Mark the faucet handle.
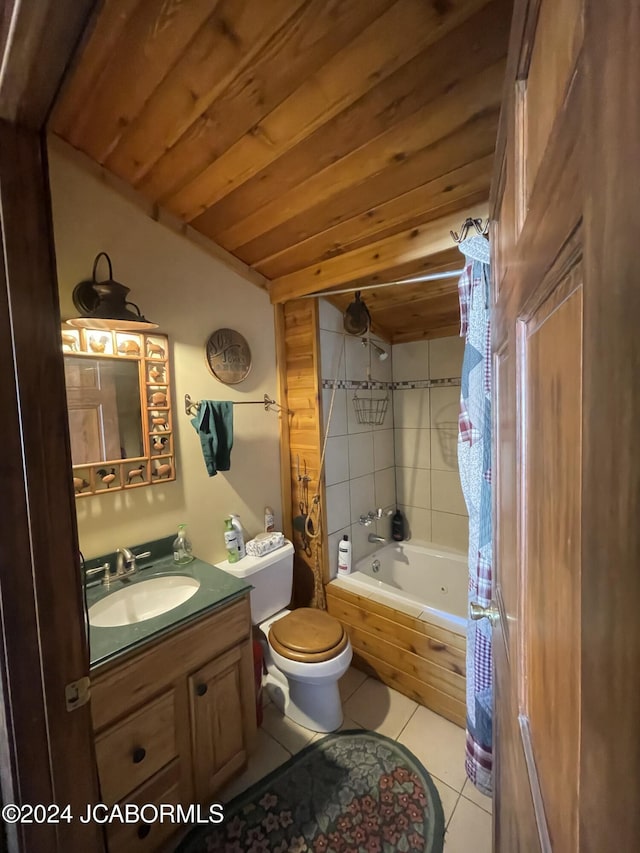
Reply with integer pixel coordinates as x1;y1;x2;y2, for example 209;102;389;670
85;561;110;581
134;551;151;561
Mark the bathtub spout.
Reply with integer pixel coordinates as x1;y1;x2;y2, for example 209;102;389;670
368;533;387;543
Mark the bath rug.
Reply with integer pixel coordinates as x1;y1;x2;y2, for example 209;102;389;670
176;730;445;853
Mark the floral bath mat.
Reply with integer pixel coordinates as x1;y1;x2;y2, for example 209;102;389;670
176;730;445;852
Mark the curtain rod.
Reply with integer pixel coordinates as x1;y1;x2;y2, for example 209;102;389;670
299;269;464;299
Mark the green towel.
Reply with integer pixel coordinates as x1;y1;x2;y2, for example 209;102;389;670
191;401;233;476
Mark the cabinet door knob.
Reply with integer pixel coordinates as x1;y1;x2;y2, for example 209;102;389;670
137;823;151;839
196;683;208;696
132;746;146;764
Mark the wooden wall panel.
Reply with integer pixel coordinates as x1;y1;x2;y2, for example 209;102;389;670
276;300;328;606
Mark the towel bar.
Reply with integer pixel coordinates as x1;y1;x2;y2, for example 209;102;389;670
184;393;288;416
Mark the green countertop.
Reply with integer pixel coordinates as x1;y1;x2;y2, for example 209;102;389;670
85;544;252;670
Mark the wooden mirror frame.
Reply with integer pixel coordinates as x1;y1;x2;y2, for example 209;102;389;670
61;325;175;496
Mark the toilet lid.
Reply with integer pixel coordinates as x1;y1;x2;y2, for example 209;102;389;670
269;608;348;663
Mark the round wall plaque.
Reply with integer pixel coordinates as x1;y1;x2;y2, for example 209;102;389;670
205;328;252;385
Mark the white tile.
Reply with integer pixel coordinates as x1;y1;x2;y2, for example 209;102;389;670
350;519;378;562
430;385;460;430
327;525;351;579
393;387;430;429
396;466;431;509
373;428;394;470
392;340;429;381
345;334;371;381
310;714;363;743
432;426;459;472
261;703;316;754
323;388;347;437
338;666;368;702
344;677;418;739
395;427;431;469
324;435;349;486
325;481;350;535
432;470;467;516
320;330;346;382
432;775;461;827
375;466;396;509
444;795;492;853
429;335;464;380
319;298;344;333
347;390;374;435
348;431;374;479
461;777;493;814
397;704;467;791
399;504;432;541
218;728;290;802
431;511;469;552
349;473;375;523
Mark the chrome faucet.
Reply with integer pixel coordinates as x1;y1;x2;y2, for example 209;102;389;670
359;508;393;526
113;547;151;584
368;533;387;543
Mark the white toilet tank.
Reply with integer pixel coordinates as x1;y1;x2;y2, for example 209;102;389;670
216;540;294;624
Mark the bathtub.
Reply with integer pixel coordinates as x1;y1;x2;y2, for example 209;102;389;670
326;540;468;727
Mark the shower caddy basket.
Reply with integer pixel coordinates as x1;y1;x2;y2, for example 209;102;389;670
352;391;389;426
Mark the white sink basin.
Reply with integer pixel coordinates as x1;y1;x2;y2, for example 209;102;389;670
89;575;200;628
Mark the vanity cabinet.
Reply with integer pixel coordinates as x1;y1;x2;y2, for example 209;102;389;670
189;645;247;802
90;595;256;853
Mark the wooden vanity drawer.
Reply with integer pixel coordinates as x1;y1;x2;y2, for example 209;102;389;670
95;690;177;804
105;760;182;853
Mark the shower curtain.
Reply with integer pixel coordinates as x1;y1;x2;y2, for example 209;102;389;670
456;235;493;796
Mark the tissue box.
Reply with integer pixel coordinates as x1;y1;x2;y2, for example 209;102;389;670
246;532;285;557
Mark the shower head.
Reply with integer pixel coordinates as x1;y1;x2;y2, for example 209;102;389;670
361;338;388;361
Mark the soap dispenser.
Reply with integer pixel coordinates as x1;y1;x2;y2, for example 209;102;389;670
230;513;246;559
224;517;240;563
173;524;194;564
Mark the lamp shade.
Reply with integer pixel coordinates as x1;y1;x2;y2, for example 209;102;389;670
66;253;158;331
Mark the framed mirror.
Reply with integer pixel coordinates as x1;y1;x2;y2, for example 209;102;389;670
61;326;175;497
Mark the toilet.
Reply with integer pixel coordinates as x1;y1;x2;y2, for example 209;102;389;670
219;540;352;732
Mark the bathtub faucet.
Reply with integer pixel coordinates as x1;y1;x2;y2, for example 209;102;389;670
359;508;393;526
368;533;387;543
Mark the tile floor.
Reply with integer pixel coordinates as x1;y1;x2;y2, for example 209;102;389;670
219;667;492;852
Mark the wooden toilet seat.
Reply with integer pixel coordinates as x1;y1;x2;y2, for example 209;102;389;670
269;608;348;663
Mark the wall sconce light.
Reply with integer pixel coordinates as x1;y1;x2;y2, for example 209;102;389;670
66;252;158;331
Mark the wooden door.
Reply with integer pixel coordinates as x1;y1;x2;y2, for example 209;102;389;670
490;1;640;851
188;645;249;801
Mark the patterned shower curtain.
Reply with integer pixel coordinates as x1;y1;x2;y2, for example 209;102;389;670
456;235;493;796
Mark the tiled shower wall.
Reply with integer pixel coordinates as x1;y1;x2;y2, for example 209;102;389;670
392;337;468;551
319;300;396;578
319;299;469;574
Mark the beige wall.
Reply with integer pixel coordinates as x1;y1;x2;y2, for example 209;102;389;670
49;143;282;561
392;336;468;551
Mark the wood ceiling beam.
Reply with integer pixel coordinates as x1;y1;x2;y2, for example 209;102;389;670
269;206;487;303
207;60;505;251
253;158;493;277
193;0;511;240
55;0;216;162
209;108;499;275
162;0;495;221
127;0;393;195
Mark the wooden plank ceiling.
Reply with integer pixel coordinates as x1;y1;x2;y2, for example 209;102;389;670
51;0;511;342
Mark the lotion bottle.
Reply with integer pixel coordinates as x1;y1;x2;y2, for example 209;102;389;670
224;517;240;563
337;535;352;575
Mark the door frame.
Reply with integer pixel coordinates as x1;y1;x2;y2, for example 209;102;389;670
0;2;104;851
